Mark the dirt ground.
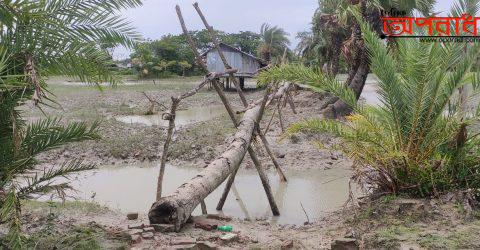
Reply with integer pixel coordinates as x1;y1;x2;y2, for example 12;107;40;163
13;76;480;249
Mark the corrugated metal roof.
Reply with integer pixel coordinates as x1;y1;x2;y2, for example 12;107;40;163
202;43;266;77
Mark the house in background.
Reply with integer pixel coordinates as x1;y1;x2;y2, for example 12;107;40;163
202;43;266;90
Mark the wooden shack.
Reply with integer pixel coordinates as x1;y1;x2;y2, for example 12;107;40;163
202;43;266;90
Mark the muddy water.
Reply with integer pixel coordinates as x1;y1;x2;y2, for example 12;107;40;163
115;105;226;127
68;164;352;225
360;83;381;106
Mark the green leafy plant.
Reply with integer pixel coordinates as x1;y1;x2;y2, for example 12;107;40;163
258;23;291;63
0;0;141;248
258;10;480;198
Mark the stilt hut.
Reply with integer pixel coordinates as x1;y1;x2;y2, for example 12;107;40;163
201;43;266;90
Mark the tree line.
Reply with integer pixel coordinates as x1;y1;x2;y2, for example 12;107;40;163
129;25;292;78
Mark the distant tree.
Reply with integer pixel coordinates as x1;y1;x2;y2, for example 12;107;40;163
295;31;318;66
226;31;262;55
179;61;192;77
130;29;263;78
258;23;291;63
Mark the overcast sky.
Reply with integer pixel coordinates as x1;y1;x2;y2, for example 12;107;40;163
114;1;458;59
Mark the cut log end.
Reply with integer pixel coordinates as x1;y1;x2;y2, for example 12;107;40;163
149;199;178;225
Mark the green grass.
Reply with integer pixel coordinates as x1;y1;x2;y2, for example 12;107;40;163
23;200;110;215
1;201;130;250
26;223;129;250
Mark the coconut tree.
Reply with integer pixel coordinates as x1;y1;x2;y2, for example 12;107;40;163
258;23;290;63
310;0;352;75
0;0;141;248
259;10;480;197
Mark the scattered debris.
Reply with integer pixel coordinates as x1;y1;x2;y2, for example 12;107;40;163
131;234;142;244
219;233;238;242
206;214;232;221
151;223;175;232
127;212;139;220
193;216;219;231
129;229;143;235
171;237;197;246
217;225;233;232
300;202;311;225
195;241;218;250
331;238;358;250
143;226;155;233
128;223;144;229
141;232;154;239
281;240;294;249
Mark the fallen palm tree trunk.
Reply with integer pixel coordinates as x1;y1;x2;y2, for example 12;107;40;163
149;95;268;230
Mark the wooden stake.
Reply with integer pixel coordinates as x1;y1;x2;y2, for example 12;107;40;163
286;90;297;114
263;108;277;136
192;2;287;182
156;97;180;200
156;71;237;200
192;2;248;106
176;5;280;215
200;200;207;215
277;97;285;132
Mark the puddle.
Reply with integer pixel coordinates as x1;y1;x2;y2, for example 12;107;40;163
115;105;226;127
360;82;381;106
62;164;352;225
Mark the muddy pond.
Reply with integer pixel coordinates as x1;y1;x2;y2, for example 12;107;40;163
65;163;352;225
115;105;226;127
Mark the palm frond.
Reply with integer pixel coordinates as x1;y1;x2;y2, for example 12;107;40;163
18;159;96;199
21;118;100;156
258;64;358;109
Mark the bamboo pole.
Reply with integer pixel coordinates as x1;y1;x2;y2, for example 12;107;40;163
192;2;287;183
156;70;237;200
192;2;248;106
201;200;207;215
277;98;285;132
175;5;280;215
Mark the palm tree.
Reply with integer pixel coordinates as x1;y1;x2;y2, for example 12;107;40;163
295;31;318;66
312;0;436;116
259;10;480;198
258;23;290;63
310;0;352;75
0;1;141;248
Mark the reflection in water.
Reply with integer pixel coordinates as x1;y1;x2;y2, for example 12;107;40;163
231;184;251;221
115;105;226;127
66;163;353;225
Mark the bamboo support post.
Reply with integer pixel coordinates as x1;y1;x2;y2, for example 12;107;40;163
286;90;297;114
201;200;207;215
193;2;287;183
156;70;237;200
193;2;248;106
277;98;285;132
175;5;280;215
